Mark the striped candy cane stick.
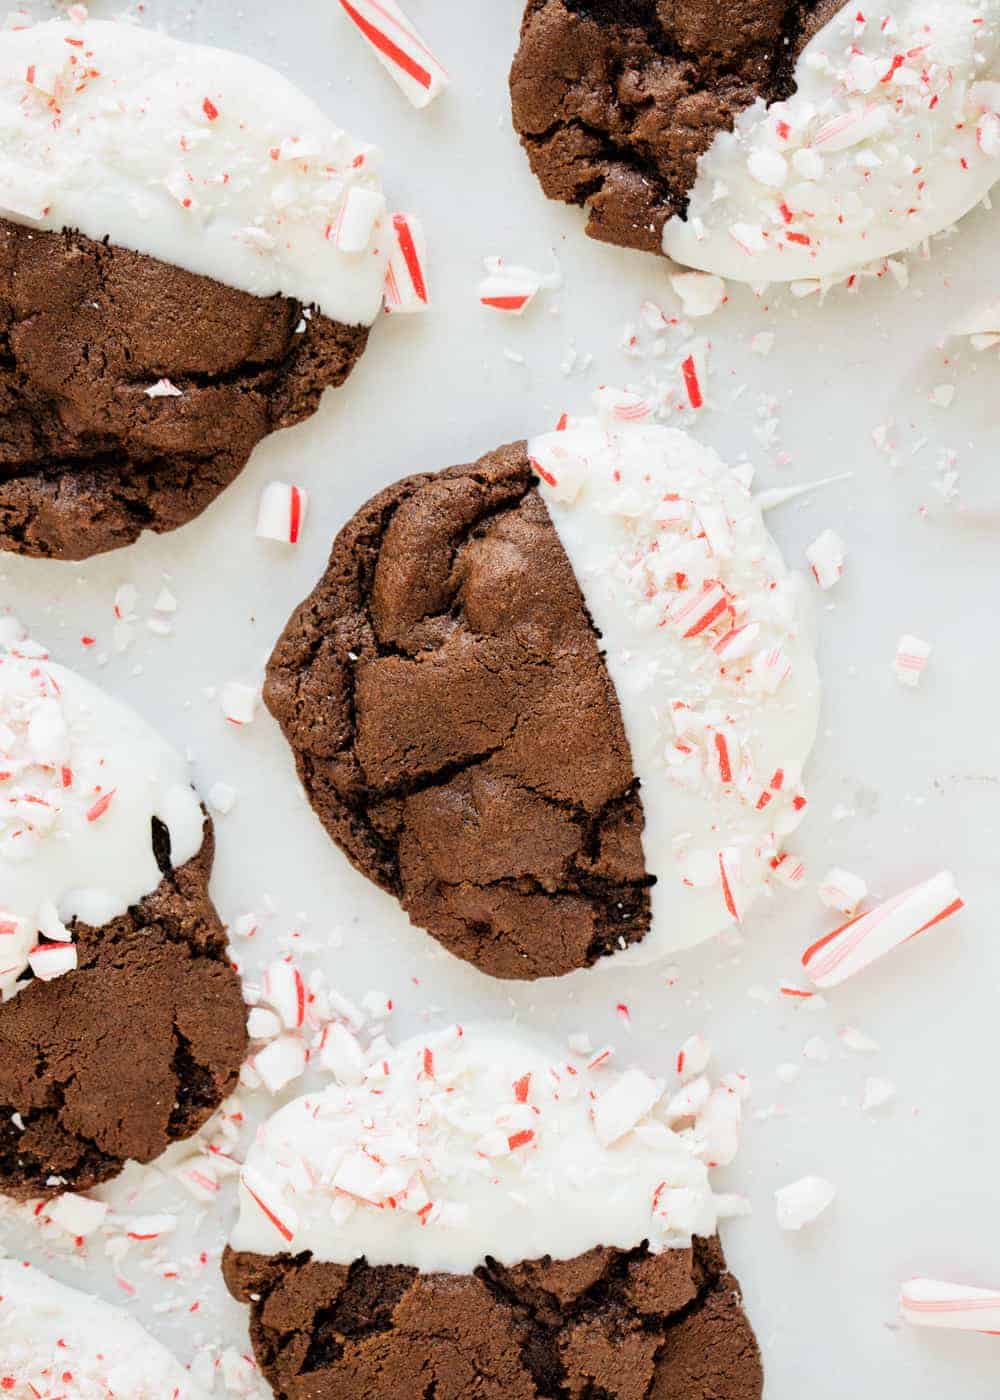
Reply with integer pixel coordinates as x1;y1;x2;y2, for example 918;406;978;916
801;870;964;989
384;213;430;313
338;0;449;109
900;1279;1000;1333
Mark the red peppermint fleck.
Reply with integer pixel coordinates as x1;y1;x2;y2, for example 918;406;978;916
85;789;116;823
530;455;558;488
513;1073;531;1103
508;1129;535;1151
202;97;219;121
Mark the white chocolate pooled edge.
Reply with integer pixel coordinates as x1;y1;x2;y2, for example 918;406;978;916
0;1260;208;1398
529;392;820;965
231;1022;745;1274
0;19;389;323
0;627;205;994
664;0;1000;283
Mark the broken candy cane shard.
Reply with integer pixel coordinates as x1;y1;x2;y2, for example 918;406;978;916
900;1279;1000;1332
775;1175;836;1230
257;482;307;544
384;212;429;313
801;871;964;989
338;0;449;109
893;634;932;687
28;941;77;981
241;1170;297;1243
681;352;704;409
805;529;846;589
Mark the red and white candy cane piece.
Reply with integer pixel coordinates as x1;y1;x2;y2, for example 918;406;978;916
893;633;932;687
262;959;307;1031
675;1032;711;1081
338;0;449;109
332;185;386;253
257;482;307;544
241;1168;298;1245
384;212;430;314
817;867;868;915
28;941;77;981
900;1278;1000;1333
805;529;846;590
680;344;708;410
594;386;653;423
220;681;259;726
802;870;964;989
771;851;807;888
478;259;543;315
669;581;730;639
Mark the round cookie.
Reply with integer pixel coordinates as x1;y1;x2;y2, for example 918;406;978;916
265;395;818;979
510;1;1000;281
0;1259;207;1397
0;635;247;1197
0;19;389;559
224;1023;762;1400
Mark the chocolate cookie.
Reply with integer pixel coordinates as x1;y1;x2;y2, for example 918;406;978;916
0;220;368;560
264;441;652;981
0;821;248;1198
223;1236;762;1400
509;0;846;256
266;408;819;979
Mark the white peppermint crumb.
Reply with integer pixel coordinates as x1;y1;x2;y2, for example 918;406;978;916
862;1076;896;1111
775;1175;836;1231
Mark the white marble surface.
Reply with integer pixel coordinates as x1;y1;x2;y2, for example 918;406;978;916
2;2;999;1396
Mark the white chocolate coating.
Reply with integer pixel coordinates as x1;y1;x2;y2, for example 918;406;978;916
530;395;820;962
0;643;204;994
232;1023;726;1273
0;1261;207;1397
0;20;388;323
664;0;1000;282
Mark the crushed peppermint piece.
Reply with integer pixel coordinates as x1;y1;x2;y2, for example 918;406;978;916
893;634;932;687
257;482;308;544
144;377;183;398
818;868;868;915
670;271;727;318
775;1175;836;1231
805;529;846;590
220;681;259;726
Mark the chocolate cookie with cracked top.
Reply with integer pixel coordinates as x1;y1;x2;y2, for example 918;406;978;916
224;1238;761;1400
508;0;846;257
223;1024;763;1399
266;409;819;979
0;638;247;1197
0;19;391;560
265;441;652;981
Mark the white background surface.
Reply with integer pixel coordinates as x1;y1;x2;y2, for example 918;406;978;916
2;2;1000;1397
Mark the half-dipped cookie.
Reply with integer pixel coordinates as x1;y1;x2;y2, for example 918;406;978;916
224;1022;762;1400
0;1260;206;1396
0;19;390;559
265;393;819;979
510;0;1000;280
0;629;247;1197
